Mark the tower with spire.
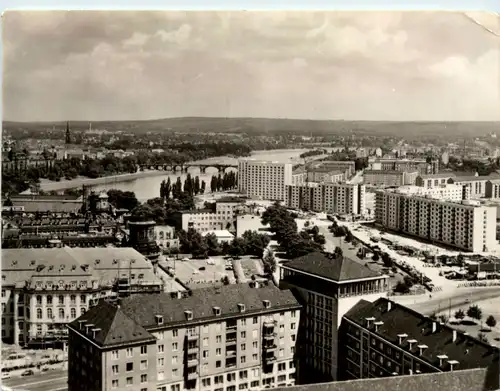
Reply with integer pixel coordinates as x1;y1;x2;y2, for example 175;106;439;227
65;121;71;145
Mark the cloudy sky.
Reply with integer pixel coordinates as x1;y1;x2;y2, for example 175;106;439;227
3;11;499;122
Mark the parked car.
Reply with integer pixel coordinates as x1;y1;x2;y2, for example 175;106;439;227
41;367;50;372
21;370;34;377
199;266;206;271
2;372;11;380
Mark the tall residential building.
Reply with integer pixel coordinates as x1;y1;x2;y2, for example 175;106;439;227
238;159;293;202
67;284;301;391
338;297;499;381
285;183;365;215
279;252;389;383
1;247;163;347
375;187;497;252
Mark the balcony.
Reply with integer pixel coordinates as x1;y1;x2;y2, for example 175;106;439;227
262;343;277;351
226;350;237;357
186;333;199;341
263;332;277;340
263;320;276;328
187;359;199;367
187;346;198;355
264;355;276;364
187;372;197;381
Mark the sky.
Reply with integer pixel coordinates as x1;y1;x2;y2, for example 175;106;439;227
3;11;500;122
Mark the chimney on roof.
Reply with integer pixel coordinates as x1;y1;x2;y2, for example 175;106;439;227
238;303;246;313
92;328;101;339
397;333;408;345
263;300;271;309
432;322;437;333
452;330;457;343
155;315;164;325
365;317;375;328
184;310;193;321
448;360;459;371
85;323;95;334
407;339;417;349
437;354;448;367
418;344;428;356
387;301;392;312
78;320;86;330
374;321;384;332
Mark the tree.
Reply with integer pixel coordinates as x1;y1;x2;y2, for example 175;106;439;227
204;233;221;256
429;313;438;321
334;247;343;257
454;309;465;322
344;231;354;242
194;176;201;195
228;237;247;259
477;332;489;343
381;253;394;268
438;314;449;324
184;173;193;196
200;180;206;194
372;252;380;261
467;305;483;323
242;231;271;258
164;177;172;199
107;189;139;211
262;250;277;276
486;315;497;330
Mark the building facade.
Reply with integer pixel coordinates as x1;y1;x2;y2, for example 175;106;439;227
67;284;301;391
374;187;497;252
415;173;456;188
310;162;355;179
338;297;499;381
485;179;500;199
154;225;180;251
279;252;389;383
363;170;418;187
307;169;344;184
238;159;293;202
285;183;366;216
369;159;434;175
1;247;162;347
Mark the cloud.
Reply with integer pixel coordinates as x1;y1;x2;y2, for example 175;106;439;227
3;11;500;122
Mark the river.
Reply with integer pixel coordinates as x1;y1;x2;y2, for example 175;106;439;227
84;149;314;201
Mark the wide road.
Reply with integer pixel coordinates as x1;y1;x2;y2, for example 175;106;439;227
2;369;67;391
396;287;500;316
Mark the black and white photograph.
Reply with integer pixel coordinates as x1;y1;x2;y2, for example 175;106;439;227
1;10;500;391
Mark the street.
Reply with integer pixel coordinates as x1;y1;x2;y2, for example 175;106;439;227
2;369;67;391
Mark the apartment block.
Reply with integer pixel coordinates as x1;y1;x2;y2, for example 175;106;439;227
374;187;497;252
279;252;389;383
486;179;500;199
238;159;292;202
415;173;456;188
310;162;355;179
307;169;344;184
285;183;365;215
291;170;307;186
67;284;301;391
363;170;418;187
1;247;162;347
338;297;499;381
369;159;433;175
172;198;248;233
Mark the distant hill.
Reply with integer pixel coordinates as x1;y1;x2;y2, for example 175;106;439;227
3;117;499;138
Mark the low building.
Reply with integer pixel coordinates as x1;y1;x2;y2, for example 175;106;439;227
364;170;418;187
67;284;302;391
310;161;356;179
202;229;234;244
6;194;84;215
154;225;180;251
338;297;500;381
236;215;271;238
369;159;432;175
416;173;456;188
1;247;163;347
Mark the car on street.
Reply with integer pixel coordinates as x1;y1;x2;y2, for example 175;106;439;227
2;372;11;380
21;369;34;376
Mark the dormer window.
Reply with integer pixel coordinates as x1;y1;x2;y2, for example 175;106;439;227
213;307;221;316
263;300;271;309
238;303;246;313
155;315;164;325
185;310;193;321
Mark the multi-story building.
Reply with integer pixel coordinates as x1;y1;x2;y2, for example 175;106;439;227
374;187;497;252
485;179;500;199
1;247;163;347
291;170;307;186
307;169;344;184
67;284;301;391
172;198;247;233
279;251;389;383
285;183;365;216
310;162;355;179
369;159;434;175
415;173;456;188
450;174;500;198
238;159;293;201
338;297;499;380
154;225;180;251
363;170;418;187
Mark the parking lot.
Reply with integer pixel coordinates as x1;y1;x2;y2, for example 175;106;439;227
163;256;236;289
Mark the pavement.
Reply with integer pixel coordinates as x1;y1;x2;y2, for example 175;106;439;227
2;369;67;391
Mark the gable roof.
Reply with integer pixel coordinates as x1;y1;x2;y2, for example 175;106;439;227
343;297;499;371
270;368;497;391
68;300;155;348
282;252;383;282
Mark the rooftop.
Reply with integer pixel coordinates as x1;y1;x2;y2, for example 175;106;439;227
1;247;161;289
201;230;234;238
271;368;497;391
69;284;301;347
365;170;405;175
418;173;457;179
216;196;248;204
344;298;500;371
282;251;384;282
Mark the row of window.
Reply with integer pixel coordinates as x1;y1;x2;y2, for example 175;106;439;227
111;374;148;389
36;307;85;319
35;294;87;305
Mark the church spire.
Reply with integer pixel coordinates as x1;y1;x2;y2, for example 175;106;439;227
65;121;71;145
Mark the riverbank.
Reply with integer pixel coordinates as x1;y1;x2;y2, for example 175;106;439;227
38;170;166;192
